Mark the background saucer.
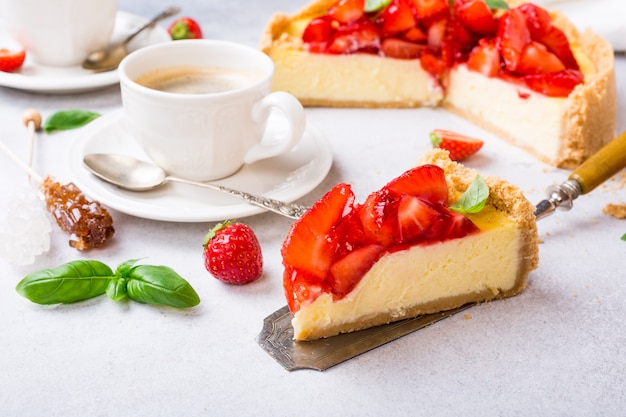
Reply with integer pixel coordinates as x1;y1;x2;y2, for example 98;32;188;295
67;110;333;222
0;11;170;93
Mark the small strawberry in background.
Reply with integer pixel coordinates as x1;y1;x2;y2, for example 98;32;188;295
168;17;203;40
430;129;484;161
0;49;26;72
203;220;263;285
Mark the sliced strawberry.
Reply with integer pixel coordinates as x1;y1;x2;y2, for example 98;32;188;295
411;0;449;22
516;41;565;75
327;19;381;54
454;0;498;36
359;188;399;246
517;3;579;70
430;129;484;161
386;165;449;205
441;19;475;66
522;68;584;97
328;0;366;24
497;8;531;72
302;16;335;46
536;25;579;70
427;18;448;48
467;38;501;77
380;0;417;35
283;266;329;312
517;3;552;39
329;208;370;260
396;196;440;243
420;49;446;77
381;38;424;59
403;26;428;43
329;244;386;297
427;210;479;241
281;183;355;279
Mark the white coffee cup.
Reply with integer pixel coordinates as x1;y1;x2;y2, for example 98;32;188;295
0;0;117;67
118;39;306;182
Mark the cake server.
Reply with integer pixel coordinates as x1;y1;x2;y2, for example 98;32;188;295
258;130;626;372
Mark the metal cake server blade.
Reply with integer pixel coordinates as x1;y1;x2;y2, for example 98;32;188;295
257;304;476;371
258;130;626;372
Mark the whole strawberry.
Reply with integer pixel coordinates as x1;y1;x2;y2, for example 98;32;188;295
203;220;263;285
168;17;203;40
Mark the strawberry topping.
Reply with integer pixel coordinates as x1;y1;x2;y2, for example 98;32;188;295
300;0;584;97
281;165;479;312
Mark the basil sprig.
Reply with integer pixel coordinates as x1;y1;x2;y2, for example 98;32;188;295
43;110;100;133
485;0;509;10
450;175;490;214
16;259;200;309
365;0;391;13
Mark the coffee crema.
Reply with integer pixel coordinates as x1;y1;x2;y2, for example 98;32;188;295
135;66;263;94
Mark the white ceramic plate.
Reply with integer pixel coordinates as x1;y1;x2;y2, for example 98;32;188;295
0;11;170;93
67;110;333;222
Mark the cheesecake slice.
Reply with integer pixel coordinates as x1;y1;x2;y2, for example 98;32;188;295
261;0;616;168
281;149;539;341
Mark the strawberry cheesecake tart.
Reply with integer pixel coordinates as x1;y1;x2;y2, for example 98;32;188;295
281;149;539;340
261;0;616;168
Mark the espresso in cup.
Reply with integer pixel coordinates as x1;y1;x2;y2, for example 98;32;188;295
119;40;306;181
135;66;264;94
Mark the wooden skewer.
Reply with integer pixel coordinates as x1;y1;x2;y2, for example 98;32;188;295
0;132;44;184
22;109;42;183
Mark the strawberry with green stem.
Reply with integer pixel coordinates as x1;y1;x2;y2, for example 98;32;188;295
203;220;263;285
168;17;203;40
430;129;484;161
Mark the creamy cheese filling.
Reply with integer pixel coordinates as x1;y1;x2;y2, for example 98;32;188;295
445;65;566;161
270;48;443;106
292;210;521;340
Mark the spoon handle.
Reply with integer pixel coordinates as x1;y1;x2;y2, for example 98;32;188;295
167;176;309;220
123;6;181;45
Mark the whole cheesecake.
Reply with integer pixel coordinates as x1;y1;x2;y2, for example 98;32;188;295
281;149;539;341
261;0;616;168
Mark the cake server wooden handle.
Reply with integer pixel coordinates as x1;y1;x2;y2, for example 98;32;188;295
570;130;626;194
535;130;626;220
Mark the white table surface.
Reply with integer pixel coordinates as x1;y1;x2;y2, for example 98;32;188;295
1;1;625;416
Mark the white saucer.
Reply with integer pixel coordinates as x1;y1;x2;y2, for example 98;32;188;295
67;110;333;222
0;11;170;94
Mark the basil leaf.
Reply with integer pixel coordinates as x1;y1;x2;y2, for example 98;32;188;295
365;0;391;13
621;233;626;242
43;110;100;133
124;264;200;308
16;260;113;304
106;277;127;301
485;0;509;10
450;175;489;214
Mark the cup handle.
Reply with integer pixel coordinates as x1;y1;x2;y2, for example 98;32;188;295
243;92;306;164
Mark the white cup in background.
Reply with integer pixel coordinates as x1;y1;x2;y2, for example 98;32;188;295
0;0;117;67
118;39;306;182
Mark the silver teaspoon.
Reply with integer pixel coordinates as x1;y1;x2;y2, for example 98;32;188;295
83;154;309;220
82;6;181;72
